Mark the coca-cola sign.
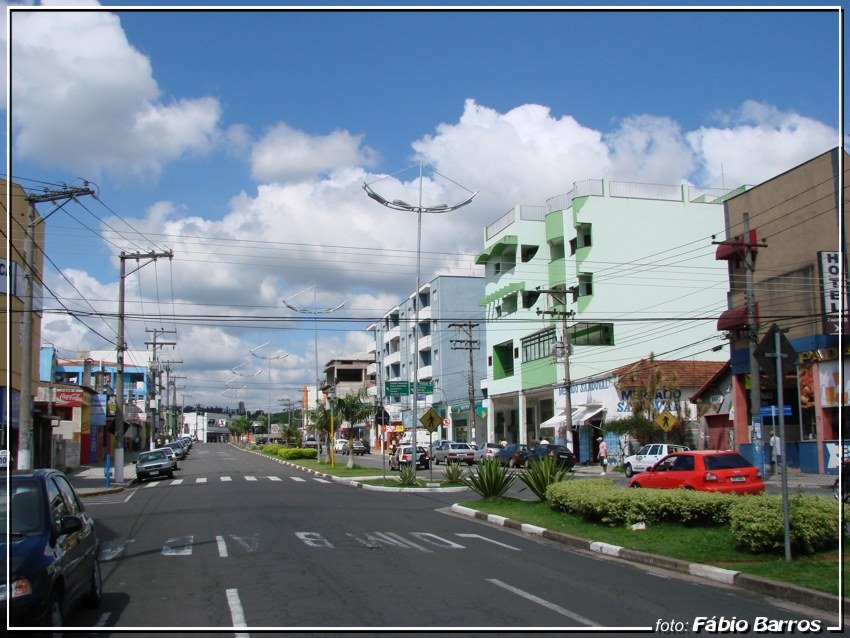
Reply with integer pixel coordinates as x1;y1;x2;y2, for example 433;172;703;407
55;389;85;407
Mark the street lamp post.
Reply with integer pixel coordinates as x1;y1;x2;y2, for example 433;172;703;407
282;286;347;459
251;343;288;444
364;163;476;461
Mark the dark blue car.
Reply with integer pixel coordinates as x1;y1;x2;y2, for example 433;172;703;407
3;469;102;627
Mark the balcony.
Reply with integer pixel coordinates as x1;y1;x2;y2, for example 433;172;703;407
417;334;432;351
384;350;401;366
417;305;431;321
384;325;400;342
418;364;433;379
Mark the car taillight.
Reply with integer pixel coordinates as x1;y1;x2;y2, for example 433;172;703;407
548;451;555;457
704;472;718;482
402;454;410;461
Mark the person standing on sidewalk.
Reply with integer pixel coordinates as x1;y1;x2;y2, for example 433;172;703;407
597;436;608;476
769;432;782;476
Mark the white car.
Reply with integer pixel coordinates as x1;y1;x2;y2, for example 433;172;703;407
333;439;349;454
623;443;689;478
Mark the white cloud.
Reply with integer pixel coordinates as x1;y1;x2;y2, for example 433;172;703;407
686;100;839;187
250;122;378;184
10;9;222;179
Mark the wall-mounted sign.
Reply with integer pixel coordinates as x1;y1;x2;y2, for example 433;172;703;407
818;251;848;335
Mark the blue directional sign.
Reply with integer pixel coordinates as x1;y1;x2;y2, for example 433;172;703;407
759;405;792;417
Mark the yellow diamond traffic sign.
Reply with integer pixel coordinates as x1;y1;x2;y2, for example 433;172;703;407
655;409;676;432
420;408;442;433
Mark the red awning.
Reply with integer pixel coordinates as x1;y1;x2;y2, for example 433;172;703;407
715;230;759;261
717;303;759;331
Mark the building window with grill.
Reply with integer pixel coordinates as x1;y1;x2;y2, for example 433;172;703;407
522;327;556;363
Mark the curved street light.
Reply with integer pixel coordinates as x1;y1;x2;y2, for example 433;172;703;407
363;162;477;458
251;343;289;443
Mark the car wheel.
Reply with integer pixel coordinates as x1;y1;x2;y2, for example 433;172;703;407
83;557;103;608
434;457;440;465
630;482;641;488
523;459;531;469
46;589;63;627
624;463;634;478
137;474;145;483
468;460;474;466
424;462;430;469
168;471;174;479
509;458;516;468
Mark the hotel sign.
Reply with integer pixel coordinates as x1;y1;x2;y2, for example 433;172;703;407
818;251;848;335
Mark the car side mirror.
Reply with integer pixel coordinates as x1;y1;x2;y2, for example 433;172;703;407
58;515;84;535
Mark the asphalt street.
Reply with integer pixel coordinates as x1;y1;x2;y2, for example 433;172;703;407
67;442;839;633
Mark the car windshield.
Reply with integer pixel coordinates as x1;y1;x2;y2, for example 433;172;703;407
140;451;166;462
704;453;753;470
10;481;42;534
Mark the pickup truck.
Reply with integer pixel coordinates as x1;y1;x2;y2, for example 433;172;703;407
623;443;689;477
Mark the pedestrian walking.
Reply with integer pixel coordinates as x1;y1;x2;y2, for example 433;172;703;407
597;436;608;475
769;432;782;475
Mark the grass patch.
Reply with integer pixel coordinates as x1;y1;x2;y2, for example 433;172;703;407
361;478;466;488
464;498;846;596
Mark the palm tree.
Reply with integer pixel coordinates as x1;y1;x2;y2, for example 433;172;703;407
335;389;375;468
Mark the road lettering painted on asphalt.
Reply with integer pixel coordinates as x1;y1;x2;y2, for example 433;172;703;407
456;533;521;551
296;531;335;548
230;533;260;553
217;535;228;557
162;535;194;556
410;532;465;549
99;539;135;561
363;532;432;552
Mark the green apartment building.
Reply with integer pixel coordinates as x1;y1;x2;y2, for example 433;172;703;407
477;179;745;462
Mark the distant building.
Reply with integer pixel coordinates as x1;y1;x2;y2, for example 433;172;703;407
367;275;486;445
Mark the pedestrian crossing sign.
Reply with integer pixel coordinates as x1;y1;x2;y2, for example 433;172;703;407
420;408;442;433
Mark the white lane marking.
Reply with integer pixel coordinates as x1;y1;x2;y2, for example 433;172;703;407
290;476;306;482
221;476;232;482
143;481;161;488
487;578;600;626
313;478;330;483
226;588;250;638
245;476;258;482
170;479;184;486
123;491;136;502
217;535;228;558
267;476;281;481
196;477;207;484
96;612;111;626
162;536;194;556
364;532;432;552
456;533;521;551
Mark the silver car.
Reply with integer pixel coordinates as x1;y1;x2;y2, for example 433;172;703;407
154;446;178;470
433;441;477;466
135;449;175;482
474;442;504;463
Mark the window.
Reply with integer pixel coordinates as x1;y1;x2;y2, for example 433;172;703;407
54;475;82;515
570;224;592;255
521;245;539;263
492;342;514;379
521;291;540;309
47;479;69;530
571;273;593;301
522;327;556;362
670;455;695;472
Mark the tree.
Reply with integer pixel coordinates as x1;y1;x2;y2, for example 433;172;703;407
228;416;251;441
611;353;686;446
335;389;375;469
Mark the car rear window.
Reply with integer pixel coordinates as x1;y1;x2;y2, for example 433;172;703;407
703;453;754;470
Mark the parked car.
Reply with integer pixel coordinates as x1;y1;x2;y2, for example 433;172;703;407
390;445;430;470
173;438;190;456
494;443;531;468
303;437;319;449
333;439;349;454
474;442;504;463
623;443;689;478
154;447;178;471
4;469;102;626
526;444;576;470
628;451;765;495
135;449;175;482
164;442;186;460
433;441;476;466
357;439;371;454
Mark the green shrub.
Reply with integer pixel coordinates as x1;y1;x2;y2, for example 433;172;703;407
730;494;840;555
263;444;282;455
443;461;467;485
277;447;318;461
546;481;737;527
397;463;419;486
519;455;572;501
463;459;516;498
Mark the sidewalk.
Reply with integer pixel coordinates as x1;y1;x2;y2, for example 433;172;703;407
68;454;138;497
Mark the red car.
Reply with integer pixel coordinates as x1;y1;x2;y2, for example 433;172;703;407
628;450;765;495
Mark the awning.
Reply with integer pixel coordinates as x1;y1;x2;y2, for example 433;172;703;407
717;303;758;331
539;405;605;430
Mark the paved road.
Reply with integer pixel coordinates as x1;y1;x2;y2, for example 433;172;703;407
67;443;837;633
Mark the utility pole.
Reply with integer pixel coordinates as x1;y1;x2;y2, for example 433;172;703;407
145;329;176;449
712;215;768;458
17;185;96;469
114;250;173;482
449;322;480;445
536;287;575;449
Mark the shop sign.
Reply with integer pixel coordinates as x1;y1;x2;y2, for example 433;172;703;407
818;251;849;335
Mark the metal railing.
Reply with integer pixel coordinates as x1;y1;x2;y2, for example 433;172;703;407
486;209;516;239
608;180;682;202
545;179;604;212
519;205;547;221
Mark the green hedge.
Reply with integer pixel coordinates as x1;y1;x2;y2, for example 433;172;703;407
546;480;736;527
730;494;840;555
545;481;840;555
262;444;282;455
277;447;318;461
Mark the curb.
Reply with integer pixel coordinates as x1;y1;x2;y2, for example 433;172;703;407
450;503;844;614
76;485;127;497
235;445;470;493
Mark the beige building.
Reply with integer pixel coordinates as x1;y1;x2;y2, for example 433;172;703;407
3;178;47;467
717;147;848;474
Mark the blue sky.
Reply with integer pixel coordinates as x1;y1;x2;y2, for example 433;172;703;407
7;2;843;409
